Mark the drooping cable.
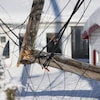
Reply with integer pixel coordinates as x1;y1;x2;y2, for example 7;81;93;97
0;4;12;22
51;0;85;54
36;0;72;61
36;0;71;38
38;0;84;56
0;15;29;47
0;18;19;39
61;0;92;49
38;0;85;68
0;25;19;46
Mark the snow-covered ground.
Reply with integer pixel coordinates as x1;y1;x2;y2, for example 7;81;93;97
1;1;100;99
19;63;100;100
1;58;100;100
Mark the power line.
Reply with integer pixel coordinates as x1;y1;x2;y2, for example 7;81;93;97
0;24;19;46
6;16;29;32
37;0;85;68
61;0;92;51
47;71;52;100
42;0;52;22
41;0;84;54
49;0;92;99
0;17;29;47
36;0;71;38
49;0;85;55
0;18;19;39
0;4;12;21
0;14;29;46
36;0;72;57
46;0;92;79
0;0;71;52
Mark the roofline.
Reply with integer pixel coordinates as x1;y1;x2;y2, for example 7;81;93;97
82;24;100;39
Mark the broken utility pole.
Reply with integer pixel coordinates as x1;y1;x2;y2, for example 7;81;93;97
17;0;44;66
17;0;100;81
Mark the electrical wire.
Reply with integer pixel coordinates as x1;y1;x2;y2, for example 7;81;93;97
61;71;67;100
42;0;61;30
50;0;85;54
23;66;35;99
6;16;29;32
56;0;91;59
41;0;52;22
61;0;92;99
0;4;12;22
38;0;84;55
59;0;92;53
35;0;71;51
0;0;86;53
0;19;19;39
44;0;92;99
0;0;71;53
0;16;28;47
46;71;52;100
0;0;44;49
37;0;85;68
50;0;91;57
0;12;29;47
36;0;71;38
0;25;19;46
35;71;46;92
0;0;95;99
35;0;71;60
18;0;99;99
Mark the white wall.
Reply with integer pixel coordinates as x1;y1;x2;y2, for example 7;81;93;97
89;29;100;65
35;22;72;58
0;26;10;56
61;26;72;58
0;26;25;79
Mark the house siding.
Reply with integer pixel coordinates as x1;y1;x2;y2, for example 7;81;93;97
89;29;100;65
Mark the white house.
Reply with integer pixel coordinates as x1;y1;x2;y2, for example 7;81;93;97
0;0;100;61
0;24;26;80
82;7;100;66
0;0;100;99
0;0;100;75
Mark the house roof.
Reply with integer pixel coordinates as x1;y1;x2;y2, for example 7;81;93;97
42;0;100;23
82;7;100;39
0;0;100;23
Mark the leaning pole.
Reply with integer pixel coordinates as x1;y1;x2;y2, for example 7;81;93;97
17;0;100;81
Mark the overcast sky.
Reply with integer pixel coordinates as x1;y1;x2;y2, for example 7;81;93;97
0;0;100;23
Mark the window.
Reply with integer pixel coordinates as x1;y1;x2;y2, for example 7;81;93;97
19;34;24;51
0;36;6;43
3;41;10;58
71;26;89;59
47;33;61;53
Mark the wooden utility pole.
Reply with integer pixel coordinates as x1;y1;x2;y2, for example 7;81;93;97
17;0;44;66
19;49;100;81
17;0;100;81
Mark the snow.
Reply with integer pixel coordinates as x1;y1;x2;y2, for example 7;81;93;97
4;79;25;90
0;91;7;100
0;36;100;100
15;64;100;100
82;7;100;39
1;0;100;100
1;56;100;100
